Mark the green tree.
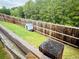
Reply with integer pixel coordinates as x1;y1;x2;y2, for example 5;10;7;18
0;6;10;15
10;7;24;18
9;0;79;27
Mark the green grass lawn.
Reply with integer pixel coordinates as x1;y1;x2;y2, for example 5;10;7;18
0;42;11;59
0;21;79;59
0;21;47;48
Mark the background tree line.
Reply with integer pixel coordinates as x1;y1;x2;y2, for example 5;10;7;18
0;0;79;27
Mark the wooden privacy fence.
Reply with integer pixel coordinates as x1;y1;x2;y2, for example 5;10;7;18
0;13;79;48
32;21;79;47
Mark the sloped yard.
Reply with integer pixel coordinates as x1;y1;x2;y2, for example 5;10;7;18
0;21;79;59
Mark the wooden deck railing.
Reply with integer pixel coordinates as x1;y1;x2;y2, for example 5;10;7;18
0;24;50;59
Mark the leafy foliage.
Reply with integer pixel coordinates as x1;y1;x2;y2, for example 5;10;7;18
10;7;24;18
0;6;10;15
23;0;79;27
0;0;79;27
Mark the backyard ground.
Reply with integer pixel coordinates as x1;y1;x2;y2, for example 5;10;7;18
0;42;11;59
0;21;79;59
